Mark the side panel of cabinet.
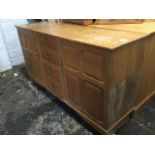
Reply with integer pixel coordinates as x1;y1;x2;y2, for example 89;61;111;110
106;39;145;128
18;29;28;48
136;35;155;106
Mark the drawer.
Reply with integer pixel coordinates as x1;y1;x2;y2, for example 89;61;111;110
40;45;60;65
43;61;62;82
46;75;64;99
37;33;58;48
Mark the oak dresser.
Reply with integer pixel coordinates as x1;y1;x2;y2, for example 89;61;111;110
16;22;155;134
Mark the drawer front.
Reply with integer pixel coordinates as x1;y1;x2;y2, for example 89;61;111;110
40;45;60;65
40;46;60;65
62;40;80;71
37;33;58;48
46;75;63;99
43;61;62;82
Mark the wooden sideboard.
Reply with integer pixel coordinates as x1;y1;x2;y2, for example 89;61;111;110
16;22;155;134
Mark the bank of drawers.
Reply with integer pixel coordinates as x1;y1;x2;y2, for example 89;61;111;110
37;33;64;99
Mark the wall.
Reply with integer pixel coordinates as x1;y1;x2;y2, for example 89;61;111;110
0;19;27;72
0;28;12;72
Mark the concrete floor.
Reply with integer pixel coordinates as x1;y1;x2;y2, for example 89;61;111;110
0;65;155;135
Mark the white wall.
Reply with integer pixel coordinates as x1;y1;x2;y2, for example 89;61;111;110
0;28;12;72
0;19;27;72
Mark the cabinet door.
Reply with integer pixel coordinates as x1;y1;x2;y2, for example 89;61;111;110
82;80;104;123
65;71;82;109
23;49;44;85
64;70;104;123
31;52;44;85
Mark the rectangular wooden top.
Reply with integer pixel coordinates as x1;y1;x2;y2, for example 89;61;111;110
16;22;148;50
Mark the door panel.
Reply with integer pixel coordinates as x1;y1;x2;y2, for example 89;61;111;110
23;49;44;85
82;80;104;123
65;71;82;108
31;53;44;84
63;45;79;71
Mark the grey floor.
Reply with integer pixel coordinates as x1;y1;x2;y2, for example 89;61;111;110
0;65;155;135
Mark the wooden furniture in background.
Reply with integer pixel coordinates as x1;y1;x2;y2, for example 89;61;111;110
16;22;155;134
62;19;93;25
94;19;143;25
